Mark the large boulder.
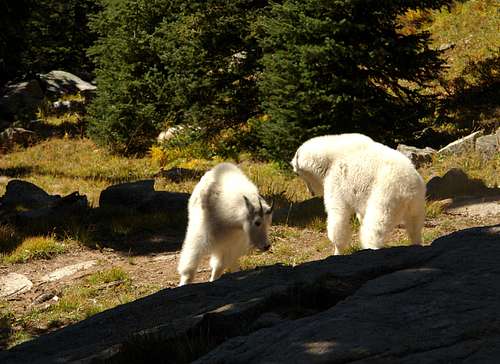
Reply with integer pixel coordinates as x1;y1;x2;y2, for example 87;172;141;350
99;180;189;213
0;180;60;210
0;80;45;119
2;224;499;363
396;144;436;168
273;197;325;226
39;70;96;99
0;180;88;226
14;191;89;225
437;130;483;155
475;134;499;159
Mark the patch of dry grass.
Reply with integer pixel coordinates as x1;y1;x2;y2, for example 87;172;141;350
2;235;68;264
428;0;500;84
5;267;159;349
418;151;499;188
0;138;158;205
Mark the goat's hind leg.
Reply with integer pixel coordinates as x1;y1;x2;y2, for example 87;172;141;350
359;199;400;250
209;252;226;282
326;207;353;255
404;198;425;246
178;227;207;286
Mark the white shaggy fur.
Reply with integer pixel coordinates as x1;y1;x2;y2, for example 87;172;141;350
178;163;273;286
291;134;426;255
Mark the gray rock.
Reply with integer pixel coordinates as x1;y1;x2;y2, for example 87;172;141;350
39;70;96;99
396;144;436;168
99;180;189;213
41;261;97;282
426;168;499;200
14;191;88;224
0;273;33;298
99;180;156;209
136;191;190;213
0;80;44;118
0;127;36;151
438;130;483;155
475;134;499;159
0;180;60;210
3;224;499;364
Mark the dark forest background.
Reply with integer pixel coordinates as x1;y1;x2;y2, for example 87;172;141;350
1;0;498;162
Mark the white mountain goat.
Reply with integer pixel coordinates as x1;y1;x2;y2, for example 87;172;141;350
291;134;426;255
178;163;273;286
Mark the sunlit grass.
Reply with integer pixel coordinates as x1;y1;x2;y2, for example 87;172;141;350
418;151;499;188
3;266;164;349
2;235;68;264
428;0;500;83
0;138;158;205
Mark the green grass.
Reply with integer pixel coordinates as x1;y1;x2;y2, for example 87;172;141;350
419;151;499;188
428;0;500;84
3;267;161;349
0;138;158;205
2;235;68;264
399;1;500;132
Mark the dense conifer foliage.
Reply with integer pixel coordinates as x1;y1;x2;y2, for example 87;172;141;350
256;0;452;160
87;0;268;154
0;0;101;86
88;0;451;157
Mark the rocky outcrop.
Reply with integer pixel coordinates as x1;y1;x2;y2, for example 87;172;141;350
39;70;96;99
0;80;44;120
0;127;37;152
475;134;499;159
396;144;436;168
0;180;88;225
437;130;483;155
41;261;97;283
437;129;499;159
2;225;499;364
0;71;95;129
99;180;189;213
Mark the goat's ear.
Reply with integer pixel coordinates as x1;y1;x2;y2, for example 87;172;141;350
243;196;254;215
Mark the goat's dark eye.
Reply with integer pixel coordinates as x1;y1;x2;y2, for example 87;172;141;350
255;221;261;227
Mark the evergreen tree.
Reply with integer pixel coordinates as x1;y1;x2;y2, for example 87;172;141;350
0;0;31;85
87;0;267;154
256;0;451;160
0;0;101;86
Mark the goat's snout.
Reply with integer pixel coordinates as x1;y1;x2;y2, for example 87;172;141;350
260;243;271;252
